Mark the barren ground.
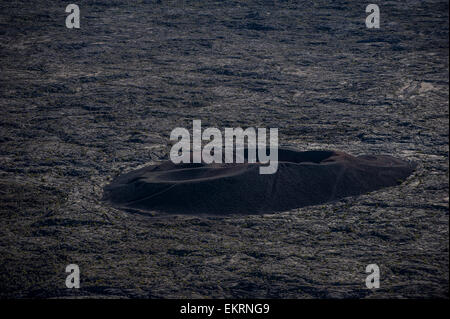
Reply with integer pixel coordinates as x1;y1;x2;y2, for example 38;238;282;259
0;0;448;298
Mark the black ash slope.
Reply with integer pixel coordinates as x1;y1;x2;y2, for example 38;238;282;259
104;149;416;214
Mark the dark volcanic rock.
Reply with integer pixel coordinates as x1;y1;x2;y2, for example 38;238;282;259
104;149;416;214
0;0;448;299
